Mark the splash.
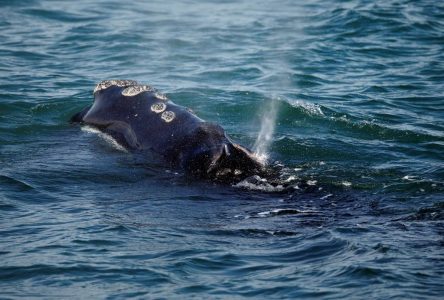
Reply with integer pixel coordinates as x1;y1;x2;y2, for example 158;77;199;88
253;98;280;163
234;175;285;192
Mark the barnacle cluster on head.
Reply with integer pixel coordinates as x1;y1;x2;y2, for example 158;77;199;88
151;103;175;123
150;102;175;122
154;92;167;101
161;111;175;123
121;85;156;97
93;79;174;122
93;80;138;94
93;80;165;99
151;102;167;113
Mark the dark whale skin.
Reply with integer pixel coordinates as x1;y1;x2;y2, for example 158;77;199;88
71;80;263;181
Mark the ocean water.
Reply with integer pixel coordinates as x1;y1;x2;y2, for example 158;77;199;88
1;0;443;298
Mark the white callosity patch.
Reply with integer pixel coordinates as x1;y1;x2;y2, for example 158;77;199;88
93;80;138;94
151;102;167;114
154;92;167;100
121;85;155;97
161;111;175;123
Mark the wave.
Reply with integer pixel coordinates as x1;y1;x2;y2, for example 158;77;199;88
280;98;444;143
400;202;444;222
0;174;35;192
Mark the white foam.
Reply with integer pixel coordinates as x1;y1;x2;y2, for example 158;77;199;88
284;175;297;182
402;175;418;181
257;208;318;217
289;99;324;116
253;153;269;164
234;175;285;192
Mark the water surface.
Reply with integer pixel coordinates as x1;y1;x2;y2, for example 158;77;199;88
1;0;443;298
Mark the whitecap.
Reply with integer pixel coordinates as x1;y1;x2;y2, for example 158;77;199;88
234;175;285;192
257;208;318;217
287;99;324;116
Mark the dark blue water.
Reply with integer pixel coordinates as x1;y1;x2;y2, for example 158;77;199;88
1;0;443;298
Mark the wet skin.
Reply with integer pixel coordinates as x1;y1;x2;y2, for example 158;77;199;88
71;80;264;181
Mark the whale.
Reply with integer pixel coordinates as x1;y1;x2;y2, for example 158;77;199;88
71;80;264;181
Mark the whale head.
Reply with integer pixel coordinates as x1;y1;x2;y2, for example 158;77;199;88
180;122;264;181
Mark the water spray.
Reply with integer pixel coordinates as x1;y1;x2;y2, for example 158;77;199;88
253;97;280;164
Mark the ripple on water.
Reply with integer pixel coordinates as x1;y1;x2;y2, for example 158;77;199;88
1;0;444;298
